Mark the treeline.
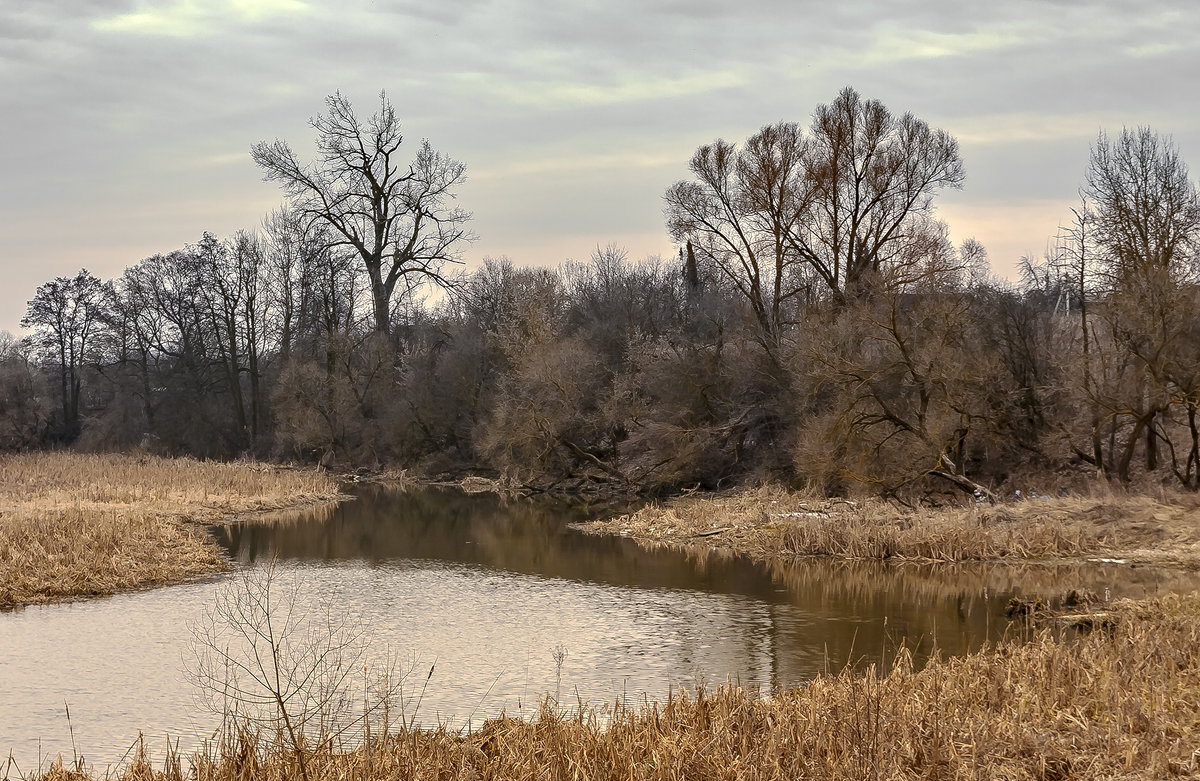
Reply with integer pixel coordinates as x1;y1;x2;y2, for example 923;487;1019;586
4;88;1199;498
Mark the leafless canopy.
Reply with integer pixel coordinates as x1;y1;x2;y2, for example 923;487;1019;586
21;269;106;437
665;86;965;336
252;91;473;335
1085;127;1200;287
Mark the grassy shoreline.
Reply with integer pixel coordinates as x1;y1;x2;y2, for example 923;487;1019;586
26;593;1200;781
0;452;343;609
574;484;1200;567
9;463;1200;778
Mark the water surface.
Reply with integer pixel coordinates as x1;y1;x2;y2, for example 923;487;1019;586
2;486;1192;771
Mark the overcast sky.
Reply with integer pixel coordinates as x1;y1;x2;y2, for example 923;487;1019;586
2;0;1198;336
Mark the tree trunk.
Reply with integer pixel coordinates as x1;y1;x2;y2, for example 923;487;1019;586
1117;411;1155;482
1145;412;1158;471
371;282;390;334
1187;404;1199;490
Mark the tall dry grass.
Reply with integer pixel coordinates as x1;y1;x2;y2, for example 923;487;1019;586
28;593;1200;781
578;484;1200;565
0;452;341;607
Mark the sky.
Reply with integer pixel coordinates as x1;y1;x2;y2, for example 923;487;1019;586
2;0;1198;336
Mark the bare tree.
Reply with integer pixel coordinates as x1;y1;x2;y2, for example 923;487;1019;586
665;87;965;339
252;91;473;335
21;269;107;439
798;289;998;500
1050;198;1109;475
799;88;965;299
192;231;271;451
1085;128;1200;482
1086;127;1200;287
0;332;50;449
665;122;809;337
113;248;250;455
262;207;310;363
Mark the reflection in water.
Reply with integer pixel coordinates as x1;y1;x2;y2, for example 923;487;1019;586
2;485;1194;770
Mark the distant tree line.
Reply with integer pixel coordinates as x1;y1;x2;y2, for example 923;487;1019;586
5;88;1199;497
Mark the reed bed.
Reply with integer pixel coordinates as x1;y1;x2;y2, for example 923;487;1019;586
577;485;1200;565
669;543;1195;614
26;593;1200;781
755;555;1198;611
0;452;341;607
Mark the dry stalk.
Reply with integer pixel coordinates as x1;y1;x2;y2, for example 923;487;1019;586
0;452;341;608
577;484;1200;565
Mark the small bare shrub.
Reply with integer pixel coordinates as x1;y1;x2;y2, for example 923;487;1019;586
187;561;402;781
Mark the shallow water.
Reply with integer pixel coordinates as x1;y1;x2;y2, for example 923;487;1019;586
1;485;1193;771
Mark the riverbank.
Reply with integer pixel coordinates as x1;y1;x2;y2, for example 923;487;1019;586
574;484;1200;567
0;452;343;608
27;592;1200;780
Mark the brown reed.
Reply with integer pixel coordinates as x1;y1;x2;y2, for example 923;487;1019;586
0;452;341;608
577;484;1200;566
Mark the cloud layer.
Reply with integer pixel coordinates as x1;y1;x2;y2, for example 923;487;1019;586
2;0;1198;333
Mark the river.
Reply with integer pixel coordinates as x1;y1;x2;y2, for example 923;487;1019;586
1;485;1192;772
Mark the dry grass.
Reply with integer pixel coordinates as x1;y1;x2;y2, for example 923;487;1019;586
0;452;342;608
677;546;1198;613
26;593;1200;781
576;485;1200;566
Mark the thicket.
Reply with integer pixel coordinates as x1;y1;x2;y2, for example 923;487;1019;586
5;90;1199;499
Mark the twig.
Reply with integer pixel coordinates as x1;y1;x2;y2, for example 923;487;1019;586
65;702;82;773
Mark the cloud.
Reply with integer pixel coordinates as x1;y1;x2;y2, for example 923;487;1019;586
2;0;1199;336
860;22;1047;66
1124;41;1186;58
455;67;750;110
947;111;1200;149
92;0;310;37
948;113;1114;147
472;150;682;181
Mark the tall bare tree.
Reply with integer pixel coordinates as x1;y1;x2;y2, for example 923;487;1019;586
666;87;964;338
799;87;965;298
252;91;473;335
194;231;270;450
1087;127;1200;287
1085;128;1200;481
21;269;106;439
665;122;808;337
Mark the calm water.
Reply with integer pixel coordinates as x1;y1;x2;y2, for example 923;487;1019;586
2;486;1193;772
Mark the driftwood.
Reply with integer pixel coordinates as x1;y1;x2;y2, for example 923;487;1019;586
932;453;997;502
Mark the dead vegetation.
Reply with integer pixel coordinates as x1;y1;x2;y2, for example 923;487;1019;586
702;551;1196;614
576;485;1200;566
9;461;1200;779
0;452;342;608
22;593;1200;781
